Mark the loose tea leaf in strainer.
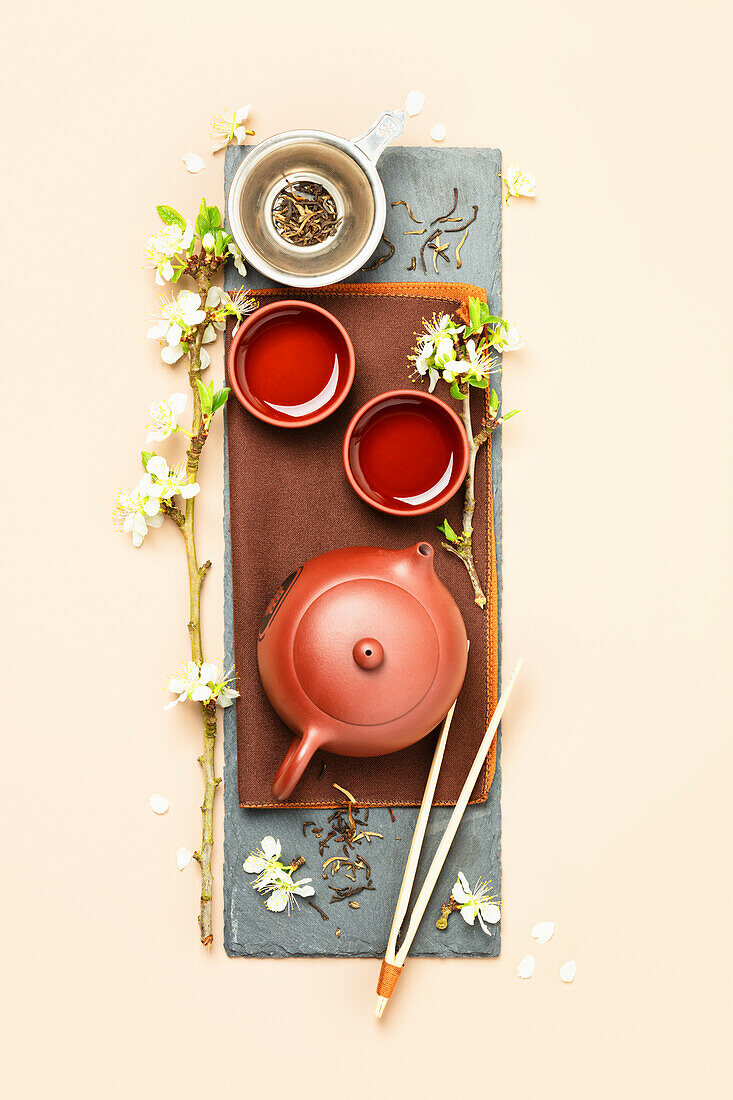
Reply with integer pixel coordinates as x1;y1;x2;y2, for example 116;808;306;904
271;179;342;247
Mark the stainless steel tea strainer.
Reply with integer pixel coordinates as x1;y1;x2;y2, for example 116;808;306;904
226;109;405;288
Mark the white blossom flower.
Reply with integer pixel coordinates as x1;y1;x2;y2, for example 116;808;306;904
164;658;238;709
146;393;187;442
182;152;205;173
263;875;315;913
113;477;163;548
517;954;536;979
227;241;247;277
176;846;192;870
143;223;193;285
202;232;215;252
451;872;501;934
414;343;440;393
196;659;239;708
487;320;523;353
560;960;577;983
430;123;447;142
405;90;425;117
411;313;460;391
444;338;495;386
147;290;207;365
164;661;202;709
204;285;257;338
211;106;254;153
145;456;200;502
149;793;169;814
243;836;290;891
503;164;536;200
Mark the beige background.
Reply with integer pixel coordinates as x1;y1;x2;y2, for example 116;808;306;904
3;0;731;1095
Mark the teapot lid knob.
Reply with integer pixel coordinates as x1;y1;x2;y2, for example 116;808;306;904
352;638;384;670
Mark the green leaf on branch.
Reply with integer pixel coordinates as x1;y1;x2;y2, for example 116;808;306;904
502;408;520;420
171;265;184;283
141;450;153;469
211;388;230;415
157;204;186;229
470;376;489;389
450;380;465;401
465;297;508;338
196;379;214;416
438;519;459;544
196;197;211;238
214;229;225;256
207;205;221;229
489;388;500;414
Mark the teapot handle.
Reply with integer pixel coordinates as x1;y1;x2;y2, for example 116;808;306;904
271;728;323;801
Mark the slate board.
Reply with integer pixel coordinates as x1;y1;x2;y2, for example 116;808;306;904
222;145;503;958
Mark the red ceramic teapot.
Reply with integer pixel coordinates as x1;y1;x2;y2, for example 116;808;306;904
258;542;468;801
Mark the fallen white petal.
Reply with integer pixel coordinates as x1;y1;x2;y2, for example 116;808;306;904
430;123;447;142
517;954;535;979
531;921;555;944
176;846;192;870
405;90;425;117
149;793;169;814
182;153;205;174
560;960;577;983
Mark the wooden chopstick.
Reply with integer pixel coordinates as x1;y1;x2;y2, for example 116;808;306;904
379;641;469;987
374;657;523;1018
375;696;460;1019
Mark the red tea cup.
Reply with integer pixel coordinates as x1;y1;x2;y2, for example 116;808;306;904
227;300;355;428
342;390;469;516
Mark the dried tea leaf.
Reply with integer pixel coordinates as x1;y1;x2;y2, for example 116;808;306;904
531;921;555;944
517;954;536;979
560;960;577;983
176;846;192;870
182;153;206;174
149;793;169;815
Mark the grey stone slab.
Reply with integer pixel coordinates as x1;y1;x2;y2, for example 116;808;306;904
222;144;503;958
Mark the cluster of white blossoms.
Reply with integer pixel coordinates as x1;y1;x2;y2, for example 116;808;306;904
243;836;315;913
113;452;200;548
412;306;523;395
143;223;194;285
451;872;501;935
143;217;247;290
164;659;239;710
503;164;536;201
147;285;256;367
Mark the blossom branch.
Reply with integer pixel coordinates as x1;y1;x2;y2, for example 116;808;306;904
409;298;521;609
116;195;256;946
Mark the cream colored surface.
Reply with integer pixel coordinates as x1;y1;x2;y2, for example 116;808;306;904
3;1;732;1096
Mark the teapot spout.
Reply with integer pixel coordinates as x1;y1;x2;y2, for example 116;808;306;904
391;541;436;588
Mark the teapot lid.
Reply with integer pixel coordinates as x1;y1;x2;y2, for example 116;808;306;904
292;578;439;725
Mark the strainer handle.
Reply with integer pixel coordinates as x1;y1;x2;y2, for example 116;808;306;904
351;109;406;164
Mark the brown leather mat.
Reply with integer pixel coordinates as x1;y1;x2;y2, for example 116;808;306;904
226;282;499;808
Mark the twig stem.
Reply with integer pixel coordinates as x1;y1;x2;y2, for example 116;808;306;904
442;393;488;608
172;269;221;946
